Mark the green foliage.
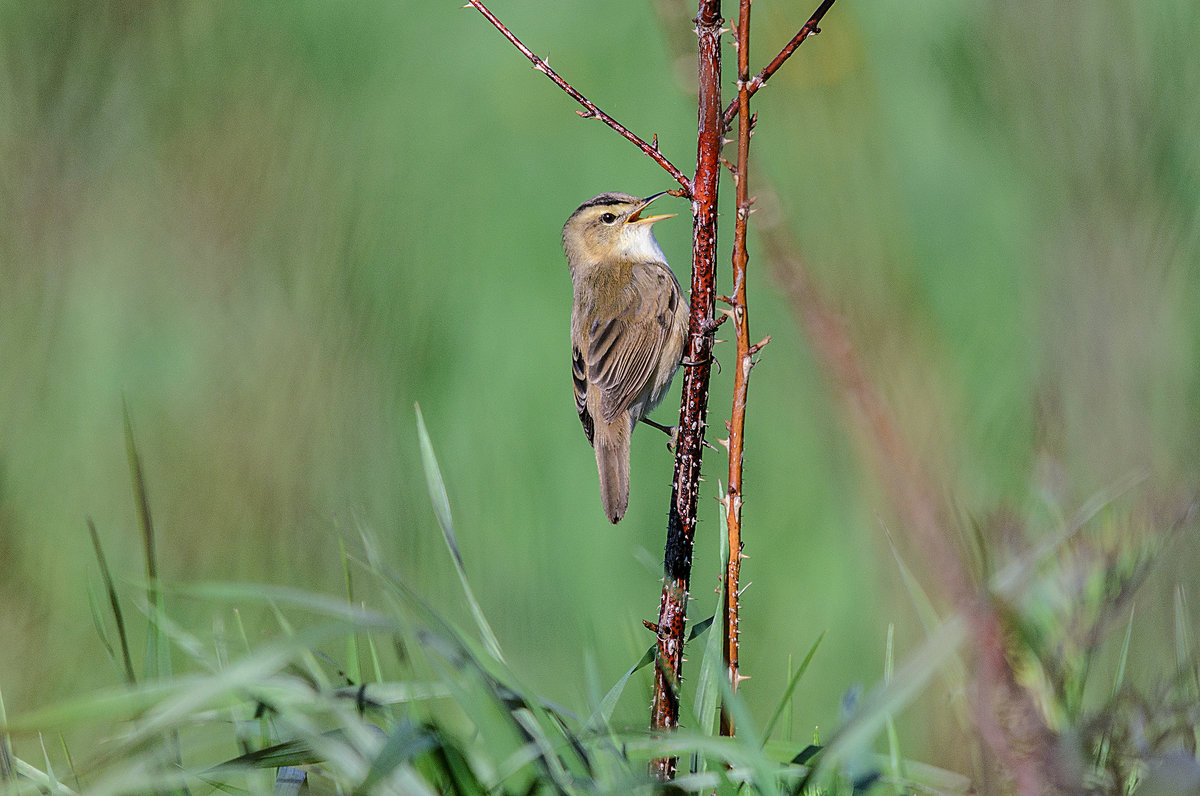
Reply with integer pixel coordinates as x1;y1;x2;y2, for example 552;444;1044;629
0;409;975;795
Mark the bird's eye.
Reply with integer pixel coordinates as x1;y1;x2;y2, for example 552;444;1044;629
599;212;617;224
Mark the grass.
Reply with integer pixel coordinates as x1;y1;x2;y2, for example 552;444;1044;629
3;409;1195;795
1;409;983;796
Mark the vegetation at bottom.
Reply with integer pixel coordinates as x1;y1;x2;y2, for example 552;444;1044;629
1;408;1196;795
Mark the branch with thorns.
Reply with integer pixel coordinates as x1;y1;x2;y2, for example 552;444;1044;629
721;0;837;130
464;0;692;194
467;0;837;780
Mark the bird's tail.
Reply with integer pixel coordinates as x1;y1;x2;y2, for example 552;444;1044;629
594;417;631;524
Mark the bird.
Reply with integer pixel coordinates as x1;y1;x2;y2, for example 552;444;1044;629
562;191;688;523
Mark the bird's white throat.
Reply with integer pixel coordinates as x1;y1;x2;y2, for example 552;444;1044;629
621;226;668;264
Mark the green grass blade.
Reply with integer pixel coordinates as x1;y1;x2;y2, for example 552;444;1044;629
692;482;729;740
339;535;362;686
38;734;59;793
883;623;908;793
0;683;12;782
414;403;505;663
762;631;824;742
1113;602;1135;699
87;518;136;685
1175;585;1193;674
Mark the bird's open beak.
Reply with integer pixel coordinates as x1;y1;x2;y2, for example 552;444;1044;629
628;191;677;225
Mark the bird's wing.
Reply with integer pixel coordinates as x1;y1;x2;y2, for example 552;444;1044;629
587;261;682;424
572;343;594;444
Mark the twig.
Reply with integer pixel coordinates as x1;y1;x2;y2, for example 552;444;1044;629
465;0;692;194
649;0;724;780
721;0;837;130
718;0;757;740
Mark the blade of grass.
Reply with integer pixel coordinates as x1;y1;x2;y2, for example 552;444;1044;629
692;483;730;739
122;398;187;795
783;655;793;745
1095;602;1136;773
57;734;80;794
1175;585;1194;676
761;631;824;742
414;403;505;663
883;623;908;794
122;397;169;682
84;585;123;682
87;518;136;685
38;734;60;794
0;684;12;782
339;535;363;686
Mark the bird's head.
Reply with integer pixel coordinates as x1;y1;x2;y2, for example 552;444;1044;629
562;191;676;270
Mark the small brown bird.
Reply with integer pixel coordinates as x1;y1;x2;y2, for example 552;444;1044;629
562;192;688;523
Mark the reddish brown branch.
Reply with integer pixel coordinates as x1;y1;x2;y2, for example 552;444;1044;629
465;0;692;194
649;0;724;780
718;0;756;740
721;0;837;130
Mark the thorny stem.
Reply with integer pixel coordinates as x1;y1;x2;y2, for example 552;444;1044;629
464;0;692;194
721;0;837;130
719;0;761;740
466;0;838;780
649;0;723;780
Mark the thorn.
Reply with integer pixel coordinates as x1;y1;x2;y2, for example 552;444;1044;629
716;437;730;451
738;581;752;597
651;133;660;151
748;335;772;356
735;672;752;685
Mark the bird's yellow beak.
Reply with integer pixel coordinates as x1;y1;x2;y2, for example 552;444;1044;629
630;213;676;225
628;191;677;225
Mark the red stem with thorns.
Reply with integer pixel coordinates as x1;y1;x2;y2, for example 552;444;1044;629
464;0;691;193
467;0;836;781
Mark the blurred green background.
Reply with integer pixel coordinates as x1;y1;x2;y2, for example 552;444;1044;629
2;0;1198;774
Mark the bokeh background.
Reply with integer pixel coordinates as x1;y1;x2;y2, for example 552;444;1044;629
2;0;1198;775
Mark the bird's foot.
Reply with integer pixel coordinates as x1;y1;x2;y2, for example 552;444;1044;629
640;417;679;451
